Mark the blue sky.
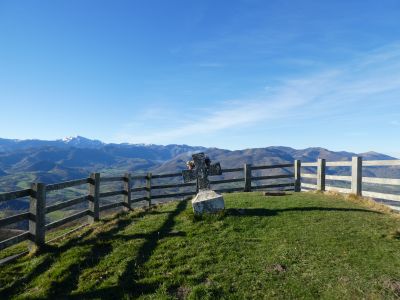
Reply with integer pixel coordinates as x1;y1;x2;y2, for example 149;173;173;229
1;1;400;156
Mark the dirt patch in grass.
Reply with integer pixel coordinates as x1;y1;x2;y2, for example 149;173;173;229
266;264;287;274
177;286;191;299
383;279;400;297
390;229;400;240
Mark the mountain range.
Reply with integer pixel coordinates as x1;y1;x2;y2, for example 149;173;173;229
0;136;397;187
0;136;398;217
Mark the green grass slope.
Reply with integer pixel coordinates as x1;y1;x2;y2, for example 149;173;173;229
1;192;400;299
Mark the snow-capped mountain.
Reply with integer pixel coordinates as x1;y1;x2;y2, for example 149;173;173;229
0;136;106;152
59;136;104;148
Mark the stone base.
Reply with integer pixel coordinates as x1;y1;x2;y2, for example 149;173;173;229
192;190;225;214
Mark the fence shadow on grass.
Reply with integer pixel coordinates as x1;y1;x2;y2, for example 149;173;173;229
0;226;96;298
0;211;150;298
1;200;188;298
44;216;136;298
1;201;380;298
67;200;188;299
225;206;382;217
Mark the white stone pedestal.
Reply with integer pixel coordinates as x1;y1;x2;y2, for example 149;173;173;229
192;190;225;214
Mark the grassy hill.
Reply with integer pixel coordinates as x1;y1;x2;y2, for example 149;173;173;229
1;192;400;299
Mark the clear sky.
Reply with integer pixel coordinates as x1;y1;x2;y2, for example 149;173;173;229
1;1;400;156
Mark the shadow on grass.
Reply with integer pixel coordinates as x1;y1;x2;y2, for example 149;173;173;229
2;202;377;298
0;227;96;298
113;230;186;241
44;217;137;297
0;210;158;298
226;206;382;217
69;200;188;299
0;200;188;299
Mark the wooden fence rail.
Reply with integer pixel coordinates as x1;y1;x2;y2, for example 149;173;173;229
299;157;400;205
0;162;295;252
1;157;399;254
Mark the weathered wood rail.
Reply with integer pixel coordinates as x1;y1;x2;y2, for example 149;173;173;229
0;162;295;252
299;157;400;207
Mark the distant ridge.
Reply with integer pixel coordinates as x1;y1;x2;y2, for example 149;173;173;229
0;136;205;152
0;136;397;190
0;136;105;151
59;136;104;148
358;151;396;160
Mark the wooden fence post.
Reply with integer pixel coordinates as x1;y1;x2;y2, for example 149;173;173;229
146;173;152;207
29;182;46;250
317;158;326;192
294;160;301;192
244;164;252;192
351;156;362;196
88;173;100;223
123;173;132;211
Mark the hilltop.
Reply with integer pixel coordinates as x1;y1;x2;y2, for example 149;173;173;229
1;192;400;299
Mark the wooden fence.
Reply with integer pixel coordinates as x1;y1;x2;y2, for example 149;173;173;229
299;157;400;208
0;162;295;252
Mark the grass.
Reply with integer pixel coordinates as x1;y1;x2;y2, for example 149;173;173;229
1;192;400;299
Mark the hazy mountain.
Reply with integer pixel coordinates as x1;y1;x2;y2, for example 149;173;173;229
0;138;206;175
59;136;104;148
0;136;103;152
0;137;398;217
152;146;398;173
358;151;396;160
0;138;207;190
0;136;397;189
